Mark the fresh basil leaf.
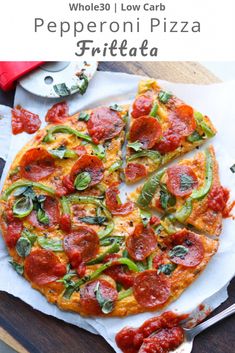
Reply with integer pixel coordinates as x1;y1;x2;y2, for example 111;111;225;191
63;283;77;299
78;112;90;122
187;130;203;143
13;186;28;197
169;245;189;259
127;141;143;152
13;196;33;218
22;228;37;245
37;195;46;203
160;185;176;210
37;208;50;225
140;209;151;227
49;145;66;159
230;164;235;173
16;237;32;257
94;282;114;314
180;174;195;192
23;187;36;200
57;274;76;288
109;104;123;112
38;236;63;252
158;91;172;103
116;282;123;292
157;263;177;275
74;171;91;190
108;160;123;173
92;144;105;160
53;83;70;97
9;260;24;275
78;73;89;95
79;216;107;225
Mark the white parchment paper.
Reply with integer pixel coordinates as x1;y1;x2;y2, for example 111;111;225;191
0;71;235;352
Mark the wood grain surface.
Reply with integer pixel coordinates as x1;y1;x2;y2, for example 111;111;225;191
1;61;235;353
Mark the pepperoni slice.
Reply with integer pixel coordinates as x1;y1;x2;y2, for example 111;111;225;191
24;249;66;286
169;105;196;137
153;129;182;154
87;107;125;144
45;102;69;124
20;148;55;181
125;163;147;183
133;270;171;308
166;165;198;197
169;230;204;267
27;196;60;230
70;154;104;187
5;219;23;248
126;224;157;261
80;279;118;315
129;116;162;149
132;95;153;119
63;227;99;268
12;106;41;135
105;186;134;216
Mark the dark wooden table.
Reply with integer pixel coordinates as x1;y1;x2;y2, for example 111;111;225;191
0;62;235;353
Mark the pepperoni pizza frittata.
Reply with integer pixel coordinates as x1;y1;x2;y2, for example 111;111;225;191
0;80;228;317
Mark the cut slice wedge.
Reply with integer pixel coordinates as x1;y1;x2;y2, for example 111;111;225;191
125;79;217;183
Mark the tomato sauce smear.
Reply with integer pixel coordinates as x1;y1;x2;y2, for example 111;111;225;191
208;186;235;218
116;311;185;353
12;105;41;135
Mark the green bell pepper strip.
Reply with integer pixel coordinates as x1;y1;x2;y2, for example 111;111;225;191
147;253;154;270
100;236;125;246
108;160;123;173
175;148;214;223
191;148;214;200
137;169;166;208
86;241;120;265
63;257;139;299
175;198;193;223
1;181;55;201
118;288;133;301
149;101;159;117
61;196;70;215
43;125;92;143
66;195;114;238
194;112;216;138
127;150;161;164
63;150;78;158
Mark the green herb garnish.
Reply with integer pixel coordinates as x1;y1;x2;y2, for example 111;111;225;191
74;172;91;191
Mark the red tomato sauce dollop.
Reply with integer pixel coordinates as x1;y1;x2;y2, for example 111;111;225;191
116;311;185;353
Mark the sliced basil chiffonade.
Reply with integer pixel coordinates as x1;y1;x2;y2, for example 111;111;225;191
175;148;214;222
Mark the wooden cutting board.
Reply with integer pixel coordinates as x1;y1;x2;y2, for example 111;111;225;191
1;61;235;353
